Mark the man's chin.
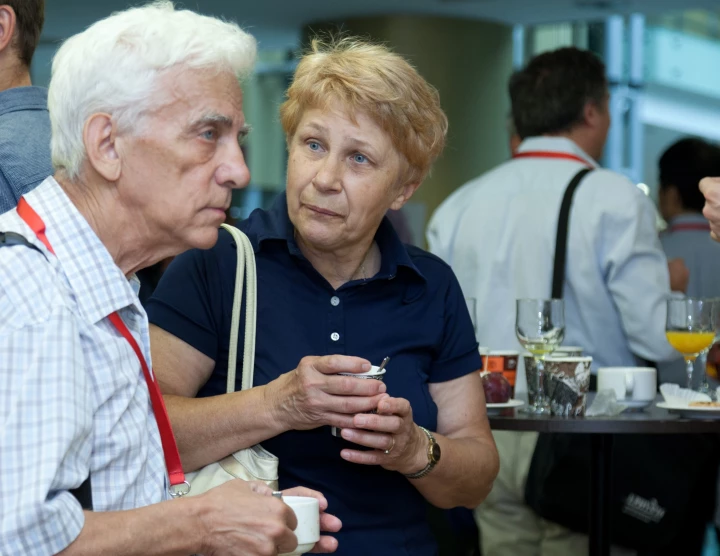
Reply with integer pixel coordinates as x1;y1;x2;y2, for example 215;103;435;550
183;227;221;251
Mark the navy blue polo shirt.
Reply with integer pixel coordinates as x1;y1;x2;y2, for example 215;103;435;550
147;193;481;556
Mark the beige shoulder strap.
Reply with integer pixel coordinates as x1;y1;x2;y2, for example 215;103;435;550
220;223;257;393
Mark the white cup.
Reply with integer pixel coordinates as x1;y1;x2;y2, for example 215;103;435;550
279;496;320;555
597;367;656;405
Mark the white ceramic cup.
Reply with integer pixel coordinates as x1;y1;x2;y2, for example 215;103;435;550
331;365;386;437
597;367;656;405
279;496;320;556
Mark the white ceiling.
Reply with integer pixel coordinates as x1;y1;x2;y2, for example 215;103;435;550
43;0;719;49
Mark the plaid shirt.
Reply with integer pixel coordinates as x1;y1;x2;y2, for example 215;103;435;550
0;177;167;554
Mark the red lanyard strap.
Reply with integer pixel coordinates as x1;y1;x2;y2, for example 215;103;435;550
513;151;593;168
669;223;711;233
16;197;188;497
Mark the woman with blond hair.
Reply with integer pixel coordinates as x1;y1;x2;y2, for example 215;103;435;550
147;37;498;555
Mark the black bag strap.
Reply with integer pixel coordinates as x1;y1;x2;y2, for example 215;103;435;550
551;168;593;299
0;230;94;511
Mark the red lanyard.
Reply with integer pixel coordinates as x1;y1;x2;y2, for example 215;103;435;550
16;197;189;497
513;151;593;168
669;222;711;233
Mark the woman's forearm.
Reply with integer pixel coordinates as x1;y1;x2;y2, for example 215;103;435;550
409;432;499;509
165;385;288;472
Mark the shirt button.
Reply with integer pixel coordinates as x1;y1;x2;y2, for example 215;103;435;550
331;296;340;306
330;332;340;342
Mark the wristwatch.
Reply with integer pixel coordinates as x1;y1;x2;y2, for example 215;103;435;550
404;426;441;479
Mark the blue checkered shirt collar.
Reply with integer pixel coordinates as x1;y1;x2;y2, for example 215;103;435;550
20;177;141;324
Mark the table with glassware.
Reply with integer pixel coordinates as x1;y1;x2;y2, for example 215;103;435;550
487;396;719;556
483;297;720;556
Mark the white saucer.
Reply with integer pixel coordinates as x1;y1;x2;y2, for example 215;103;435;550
656;401;720;420
619;399;654;410
486;399;524;414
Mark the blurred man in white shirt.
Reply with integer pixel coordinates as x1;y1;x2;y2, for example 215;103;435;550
428;47;685;556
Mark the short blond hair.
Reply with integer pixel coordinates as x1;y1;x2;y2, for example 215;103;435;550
280;37;448;184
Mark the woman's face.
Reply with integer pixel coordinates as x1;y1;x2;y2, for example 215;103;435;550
286;103;417;253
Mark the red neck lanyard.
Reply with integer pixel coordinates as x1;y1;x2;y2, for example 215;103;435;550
16;197;189;497
513;151;593;168
669;222;711;233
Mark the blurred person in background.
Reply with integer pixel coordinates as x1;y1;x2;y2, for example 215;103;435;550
657;137;720;386
0;0;52;214
428;46;685;556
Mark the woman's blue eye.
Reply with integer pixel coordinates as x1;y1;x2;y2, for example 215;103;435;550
308;141;321;151
353;153;367;164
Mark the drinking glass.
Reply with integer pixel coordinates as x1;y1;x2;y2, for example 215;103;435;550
516;299;565;414
666;298;716;390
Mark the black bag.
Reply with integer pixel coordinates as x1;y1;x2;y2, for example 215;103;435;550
523;170;720;554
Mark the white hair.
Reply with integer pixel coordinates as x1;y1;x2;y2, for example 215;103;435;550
49;1;257;180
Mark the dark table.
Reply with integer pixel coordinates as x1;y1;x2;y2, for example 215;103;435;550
488;396;720;556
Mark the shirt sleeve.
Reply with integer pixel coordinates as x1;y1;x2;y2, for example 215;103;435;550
145;239;227;361
0;308;90;555
599;181;677;363
428;265;482;382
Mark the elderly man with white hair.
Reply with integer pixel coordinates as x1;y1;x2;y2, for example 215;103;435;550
0;2;341;555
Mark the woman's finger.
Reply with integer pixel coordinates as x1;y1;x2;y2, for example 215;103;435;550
340;428;395;451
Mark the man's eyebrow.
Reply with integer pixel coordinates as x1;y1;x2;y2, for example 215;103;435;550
191;112;234;129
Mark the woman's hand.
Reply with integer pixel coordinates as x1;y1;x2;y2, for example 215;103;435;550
282;486;342;554
267;355;388;432
337;396;428;476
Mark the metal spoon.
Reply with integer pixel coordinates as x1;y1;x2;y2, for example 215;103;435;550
376;356;390;372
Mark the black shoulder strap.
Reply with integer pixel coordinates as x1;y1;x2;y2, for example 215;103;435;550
551;168;593;299
0;231;94;510
0;231;44;253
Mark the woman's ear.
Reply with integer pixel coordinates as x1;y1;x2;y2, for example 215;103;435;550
390;181;420;211
83;113;121;182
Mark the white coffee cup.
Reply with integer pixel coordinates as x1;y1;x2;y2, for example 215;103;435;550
597;367;656;406
279;496;320;555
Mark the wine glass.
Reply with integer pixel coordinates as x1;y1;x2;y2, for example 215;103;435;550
516;299;565;414
666;298;716;390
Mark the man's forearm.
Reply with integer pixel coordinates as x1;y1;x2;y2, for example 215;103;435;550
165;385;288;472
59;497;203;556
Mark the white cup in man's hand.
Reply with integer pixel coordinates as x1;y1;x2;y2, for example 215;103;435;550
279;496;321;555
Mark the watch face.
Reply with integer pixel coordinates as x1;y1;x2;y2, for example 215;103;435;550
430;442;441;463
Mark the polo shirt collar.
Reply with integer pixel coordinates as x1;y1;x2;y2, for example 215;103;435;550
0;86;48;117
517;136;600;168
250;192;426;283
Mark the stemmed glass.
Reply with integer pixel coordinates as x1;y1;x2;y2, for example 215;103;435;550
665;298;716;390
516;299;565;414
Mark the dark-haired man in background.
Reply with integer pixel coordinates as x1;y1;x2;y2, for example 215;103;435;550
0;0;51;214
428;47;686;555
659;137;720;301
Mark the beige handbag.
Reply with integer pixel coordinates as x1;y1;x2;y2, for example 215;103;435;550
185;223;279;495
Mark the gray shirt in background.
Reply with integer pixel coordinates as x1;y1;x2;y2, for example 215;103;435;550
0;86;52;214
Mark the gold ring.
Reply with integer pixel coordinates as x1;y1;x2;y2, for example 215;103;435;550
384;436;395;455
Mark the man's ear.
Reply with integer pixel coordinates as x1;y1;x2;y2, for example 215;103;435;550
0;6;17;54
83;113;122;182
390;180;421;211
584;99;605;130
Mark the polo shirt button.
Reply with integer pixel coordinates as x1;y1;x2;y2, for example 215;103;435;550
331;296;340;306
330;332;340;342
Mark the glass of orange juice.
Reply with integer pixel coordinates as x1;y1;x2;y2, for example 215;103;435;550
666;298;716;389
